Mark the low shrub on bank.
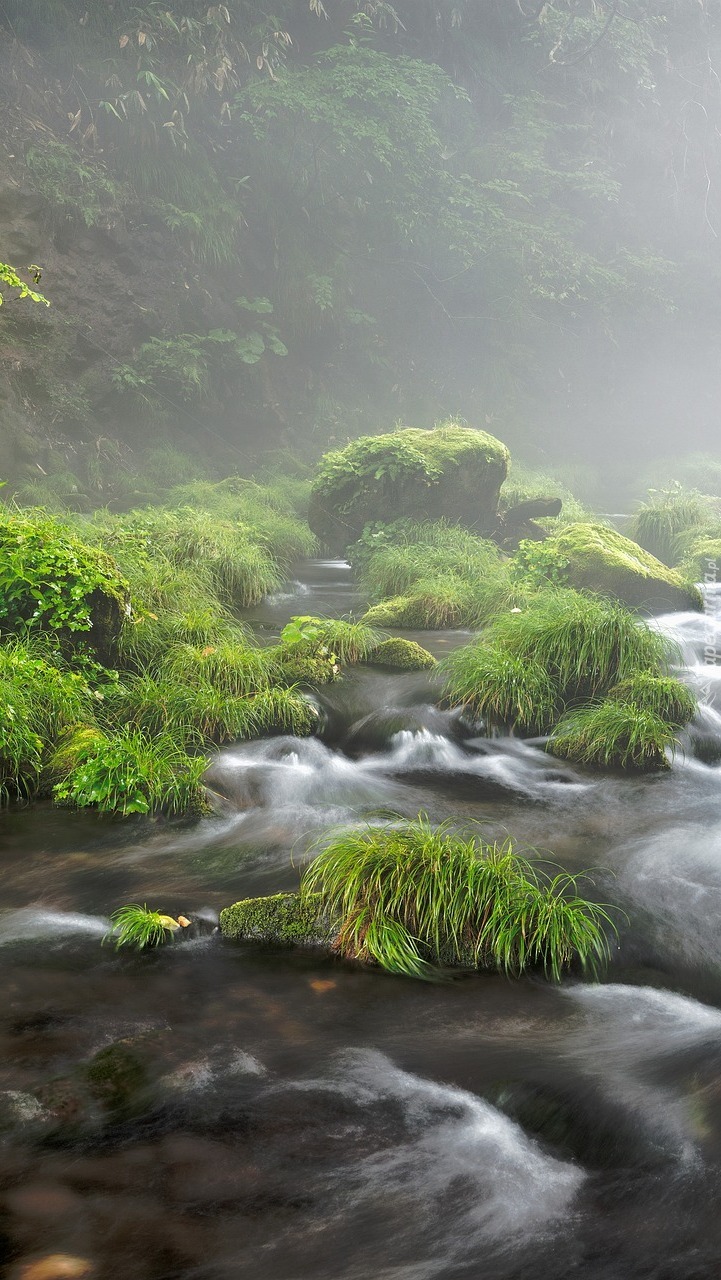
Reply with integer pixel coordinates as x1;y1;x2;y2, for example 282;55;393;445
51;726;208;815
301;816;616;980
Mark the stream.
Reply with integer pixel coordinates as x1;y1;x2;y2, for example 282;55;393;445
3;561;721;1279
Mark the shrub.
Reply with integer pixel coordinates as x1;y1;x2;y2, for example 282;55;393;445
0;509;128;654
301;816;616;981
549;701;677;771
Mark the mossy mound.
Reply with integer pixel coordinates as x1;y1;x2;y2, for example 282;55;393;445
680;536;721;584
219;892;334;948
309;424;510;552
522;523;701;612
365;638;437;670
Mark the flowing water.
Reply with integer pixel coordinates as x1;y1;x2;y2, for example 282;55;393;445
3;565;721;1279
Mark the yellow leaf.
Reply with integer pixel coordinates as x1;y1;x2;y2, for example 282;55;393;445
119;33;129;47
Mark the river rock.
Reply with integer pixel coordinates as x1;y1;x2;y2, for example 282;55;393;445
308;425;510;553
219;892;335;948
525;522;702;611
364;638;437;670
12;1256;94;1280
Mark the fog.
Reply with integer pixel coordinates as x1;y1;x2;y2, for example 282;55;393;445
2;1;721;501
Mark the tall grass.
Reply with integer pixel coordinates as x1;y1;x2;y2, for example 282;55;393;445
484;589;672;700
107;674;315;746
441;643;558;732
0;640;97;803
302;817;616;981
549;701;677;771
630;489;714;566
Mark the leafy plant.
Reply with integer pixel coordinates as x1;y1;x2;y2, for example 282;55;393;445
301;816;616;982
0;509;128;647
52;726;207;814
0;261;49;307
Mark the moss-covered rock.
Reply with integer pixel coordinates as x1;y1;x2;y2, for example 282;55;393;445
520;522;702;612
365;638;437;670
219;892;335;948
308;424;510;553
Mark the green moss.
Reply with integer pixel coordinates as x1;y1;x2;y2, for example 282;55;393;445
365;638;437;670
517;523;702;611
219;892;334;948
309;423;510;552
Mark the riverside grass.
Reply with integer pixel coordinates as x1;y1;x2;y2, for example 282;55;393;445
629;487;715;567
301;816;616;981
0;475;326;814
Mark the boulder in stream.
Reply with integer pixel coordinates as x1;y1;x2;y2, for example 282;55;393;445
308;424;510;553
219;892;335;948
522;522;702;611
364;638;437;670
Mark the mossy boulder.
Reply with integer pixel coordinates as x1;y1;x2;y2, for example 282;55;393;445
524;523;702;612
308;424;510;553
219;892;335;948
365;638;436;670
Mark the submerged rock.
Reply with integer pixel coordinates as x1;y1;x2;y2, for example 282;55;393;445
219;892;335;949
364;638;437;670
526;522;701;611
308;425;509;553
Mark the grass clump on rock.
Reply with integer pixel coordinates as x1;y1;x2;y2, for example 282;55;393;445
549;702;677;771
300;816;616;981
441;588;696;770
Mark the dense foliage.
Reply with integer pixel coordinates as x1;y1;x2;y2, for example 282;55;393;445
5;2;721;472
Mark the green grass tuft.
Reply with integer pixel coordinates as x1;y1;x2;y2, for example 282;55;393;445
549;700;677;771
440;642;557;732
107;904;182;951
301;816;616;982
